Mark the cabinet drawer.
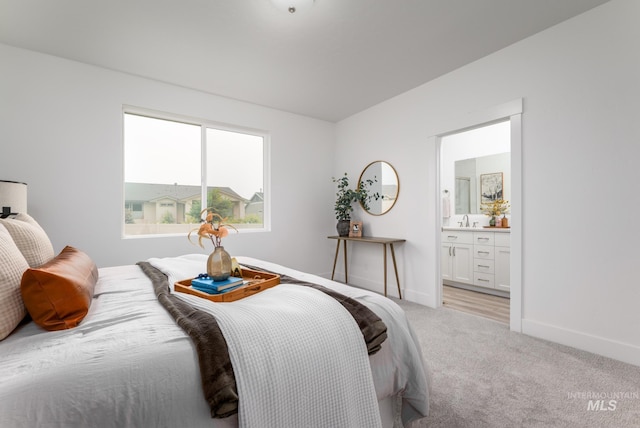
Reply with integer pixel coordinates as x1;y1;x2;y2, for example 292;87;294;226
473;232;494;246
442;231;473;244
474;258;494;274
495;233;511;247
474;273;495;288
474;245;494;259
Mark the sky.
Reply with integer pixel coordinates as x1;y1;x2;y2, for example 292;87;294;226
124;113;264;200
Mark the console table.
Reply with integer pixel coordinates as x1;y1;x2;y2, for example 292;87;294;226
328;236;405;299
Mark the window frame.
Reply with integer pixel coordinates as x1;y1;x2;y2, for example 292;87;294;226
122;105;271;239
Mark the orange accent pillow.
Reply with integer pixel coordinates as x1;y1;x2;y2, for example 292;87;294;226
21;246;98;331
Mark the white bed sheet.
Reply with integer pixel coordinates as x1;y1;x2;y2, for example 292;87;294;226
0;256;429;428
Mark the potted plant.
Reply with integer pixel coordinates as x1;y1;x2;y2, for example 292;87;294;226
332;173;380;236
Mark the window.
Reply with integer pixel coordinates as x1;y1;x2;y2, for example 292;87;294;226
123;109;267;237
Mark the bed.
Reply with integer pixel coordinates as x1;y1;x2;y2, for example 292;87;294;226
0;214;429;428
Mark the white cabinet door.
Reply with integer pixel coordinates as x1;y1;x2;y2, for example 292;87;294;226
495;246;511;292
441;244;453;281
495;232;510;247
451;243;473;284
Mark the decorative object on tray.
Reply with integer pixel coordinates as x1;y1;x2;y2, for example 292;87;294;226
175;267;281;302
349;221;363;237
481;199;510;228
231;257;243;277
191;273;244;294
332;172;380;237
207;246;232;281
188;209;237;281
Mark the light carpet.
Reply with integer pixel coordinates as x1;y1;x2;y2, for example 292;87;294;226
391;298;640;428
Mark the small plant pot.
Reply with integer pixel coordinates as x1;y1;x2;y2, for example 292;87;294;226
336;220;351;237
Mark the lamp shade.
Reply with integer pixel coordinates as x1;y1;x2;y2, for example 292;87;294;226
0;180;27;216
270;0;314;14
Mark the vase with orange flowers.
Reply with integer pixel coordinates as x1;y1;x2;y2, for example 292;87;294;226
188;209;237;281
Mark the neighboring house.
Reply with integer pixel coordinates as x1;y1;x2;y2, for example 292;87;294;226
124;183;247;224
245;192;264;219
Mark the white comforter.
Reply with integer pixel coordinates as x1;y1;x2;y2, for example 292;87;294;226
0;255;429;428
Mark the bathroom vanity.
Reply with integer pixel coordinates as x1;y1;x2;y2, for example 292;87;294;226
441;227;510;295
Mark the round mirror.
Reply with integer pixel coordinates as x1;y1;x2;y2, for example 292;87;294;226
358;161;399;216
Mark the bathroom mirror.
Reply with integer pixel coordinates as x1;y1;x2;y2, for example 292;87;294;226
454;152;510;214
358;161;399;216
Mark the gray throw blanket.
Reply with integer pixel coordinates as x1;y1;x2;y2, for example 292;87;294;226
137;261;239;418
136;261;387;419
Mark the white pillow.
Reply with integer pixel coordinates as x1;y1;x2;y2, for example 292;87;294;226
0;223;29;340
0;213;54;268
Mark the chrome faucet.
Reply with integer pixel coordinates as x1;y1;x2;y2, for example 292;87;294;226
462;214;470;227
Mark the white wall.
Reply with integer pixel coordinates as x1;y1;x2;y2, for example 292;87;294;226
0;43;336;273
336;0;640;366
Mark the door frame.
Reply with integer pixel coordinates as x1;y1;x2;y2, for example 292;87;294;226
431;99;523;332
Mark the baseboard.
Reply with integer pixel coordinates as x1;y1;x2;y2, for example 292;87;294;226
403;288;435;307
323;271;435;307
522;319;640;367
443;280;510;298
326;272;399;298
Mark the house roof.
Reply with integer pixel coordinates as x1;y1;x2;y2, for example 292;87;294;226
124;183;246;203
249;192;264;203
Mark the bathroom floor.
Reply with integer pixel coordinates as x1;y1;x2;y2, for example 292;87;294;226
443;285;510;324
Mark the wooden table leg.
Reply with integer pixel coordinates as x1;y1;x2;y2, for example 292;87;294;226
343;239;348;283
390;243;402;299
331;239;340;281
383;243;388;297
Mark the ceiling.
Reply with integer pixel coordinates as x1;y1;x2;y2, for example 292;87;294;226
0;0;609;122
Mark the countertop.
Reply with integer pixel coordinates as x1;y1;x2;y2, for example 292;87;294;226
442;226;511;233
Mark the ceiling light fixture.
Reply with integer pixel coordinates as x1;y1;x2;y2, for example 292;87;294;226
270;0;314;14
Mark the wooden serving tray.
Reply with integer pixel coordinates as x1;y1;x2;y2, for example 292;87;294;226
175;268;280;302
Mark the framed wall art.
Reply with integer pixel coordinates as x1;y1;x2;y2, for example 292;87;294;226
480;172;503;203
349;221;363;238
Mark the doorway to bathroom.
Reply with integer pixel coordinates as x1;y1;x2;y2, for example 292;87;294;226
432;98;522;331
439;119;513;324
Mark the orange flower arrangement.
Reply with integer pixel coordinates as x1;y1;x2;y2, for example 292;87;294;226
188;209;237;248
